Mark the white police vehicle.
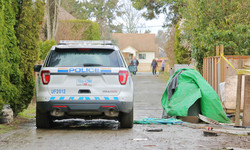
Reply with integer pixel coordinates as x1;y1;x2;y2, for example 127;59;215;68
34;40;134;128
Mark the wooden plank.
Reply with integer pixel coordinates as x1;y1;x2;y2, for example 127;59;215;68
243;75;250;126
208;58;211;85
210;58;213;85
215;57;219;94
226;109;243;114
206;58;208;80
212;58;215;90
235;74;242;126
203;58;206;79
216;46;219;56
220;45;225;82
220;45;224;55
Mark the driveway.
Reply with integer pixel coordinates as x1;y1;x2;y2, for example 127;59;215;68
0;72;249;150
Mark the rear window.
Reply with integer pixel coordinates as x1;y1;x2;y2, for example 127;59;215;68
46;48;123;67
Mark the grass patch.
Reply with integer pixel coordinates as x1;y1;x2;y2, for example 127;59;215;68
0;124;15;134
159;71;170;82
18;103;36;119
0;103;36;134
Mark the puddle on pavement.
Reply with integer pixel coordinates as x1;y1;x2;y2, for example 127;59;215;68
52;119;119;130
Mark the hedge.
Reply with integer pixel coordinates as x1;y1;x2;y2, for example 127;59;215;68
0;0;44;115
39;40;57;60
0;0;21;114
57;19;101;42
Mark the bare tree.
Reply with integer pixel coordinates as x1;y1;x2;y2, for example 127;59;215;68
119;1;144;33
56;21;91;43
164;27;176;68
46;0;61;40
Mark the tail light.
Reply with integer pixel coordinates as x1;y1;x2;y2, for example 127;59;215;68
119;71;128;85
41;70;50;85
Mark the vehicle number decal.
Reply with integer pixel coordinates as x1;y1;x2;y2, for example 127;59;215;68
76;79;92;86
51;89;66;94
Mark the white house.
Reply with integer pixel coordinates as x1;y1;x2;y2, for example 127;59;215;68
112;33;159;72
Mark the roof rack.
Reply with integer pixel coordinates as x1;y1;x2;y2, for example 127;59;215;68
59;40;113;45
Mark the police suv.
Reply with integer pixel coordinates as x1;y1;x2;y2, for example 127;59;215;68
34;40;134;128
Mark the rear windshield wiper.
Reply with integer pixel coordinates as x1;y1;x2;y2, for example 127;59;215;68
83;63;103;67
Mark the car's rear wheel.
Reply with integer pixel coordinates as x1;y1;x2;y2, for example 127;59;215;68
119;109;133;128
36;107;53;129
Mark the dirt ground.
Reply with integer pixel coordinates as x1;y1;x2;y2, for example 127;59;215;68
0;72;249;150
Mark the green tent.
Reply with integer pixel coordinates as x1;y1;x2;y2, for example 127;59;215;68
161;68;231;123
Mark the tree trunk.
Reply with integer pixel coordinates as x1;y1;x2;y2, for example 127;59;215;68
46;0;61;41
46;0;51;40
53;0;61;40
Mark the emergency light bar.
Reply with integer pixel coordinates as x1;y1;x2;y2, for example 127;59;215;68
59;40;113;45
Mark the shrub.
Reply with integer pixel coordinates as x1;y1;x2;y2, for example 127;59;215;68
57;19;101;42
39;40;57;60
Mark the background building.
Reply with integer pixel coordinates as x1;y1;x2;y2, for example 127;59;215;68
112;33;158;72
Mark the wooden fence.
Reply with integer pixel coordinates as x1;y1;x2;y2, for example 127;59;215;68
203;45;250;98
203;55;250;94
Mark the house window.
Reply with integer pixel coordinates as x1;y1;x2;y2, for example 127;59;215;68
139;53;146;59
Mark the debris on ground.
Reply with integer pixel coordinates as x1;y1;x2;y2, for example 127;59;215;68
133;118;184;125
132;138;148;141
146;128;163;132
0;105;13;124
182;123;250;136
144;145;156;147
203;130;218;136
199;114;221;125
224;147;249;150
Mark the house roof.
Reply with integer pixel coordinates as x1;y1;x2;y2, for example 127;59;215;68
59;7;77;20
112;33;158;53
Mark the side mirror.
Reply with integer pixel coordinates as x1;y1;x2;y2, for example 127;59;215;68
34;65;42;72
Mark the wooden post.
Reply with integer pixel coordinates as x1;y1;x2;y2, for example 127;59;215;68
219;45;224;55
216;46;219;56
235;74;242;126
235;60;243;126
215;57;219;94
219;45;225;82
243;75;250;126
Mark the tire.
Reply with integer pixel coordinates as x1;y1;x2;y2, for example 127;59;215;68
36;107;52;129
119;109;133;128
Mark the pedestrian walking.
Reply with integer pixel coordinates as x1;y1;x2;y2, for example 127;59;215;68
151;59;158;75
161;60;166;72
130;56;139;75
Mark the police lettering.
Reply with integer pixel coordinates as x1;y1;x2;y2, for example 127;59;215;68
68;68;100;73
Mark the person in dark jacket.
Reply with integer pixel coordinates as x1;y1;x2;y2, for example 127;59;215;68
151;59;158;75
130;57;139;75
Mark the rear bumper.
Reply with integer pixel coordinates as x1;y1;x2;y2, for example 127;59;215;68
37;100;133;114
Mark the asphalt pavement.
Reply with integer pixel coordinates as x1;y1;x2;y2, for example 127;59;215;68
0;72;249;150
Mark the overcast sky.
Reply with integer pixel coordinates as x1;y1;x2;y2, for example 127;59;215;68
140;13;165;34
116;0;165;34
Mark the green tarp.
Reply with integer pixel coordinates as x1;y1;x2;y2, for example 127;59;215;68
161;68;231;123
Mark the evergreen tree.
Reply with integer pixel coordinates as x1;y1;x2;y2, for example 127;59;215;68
0;0;44;114
15;0;44;114
0;0;22;112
